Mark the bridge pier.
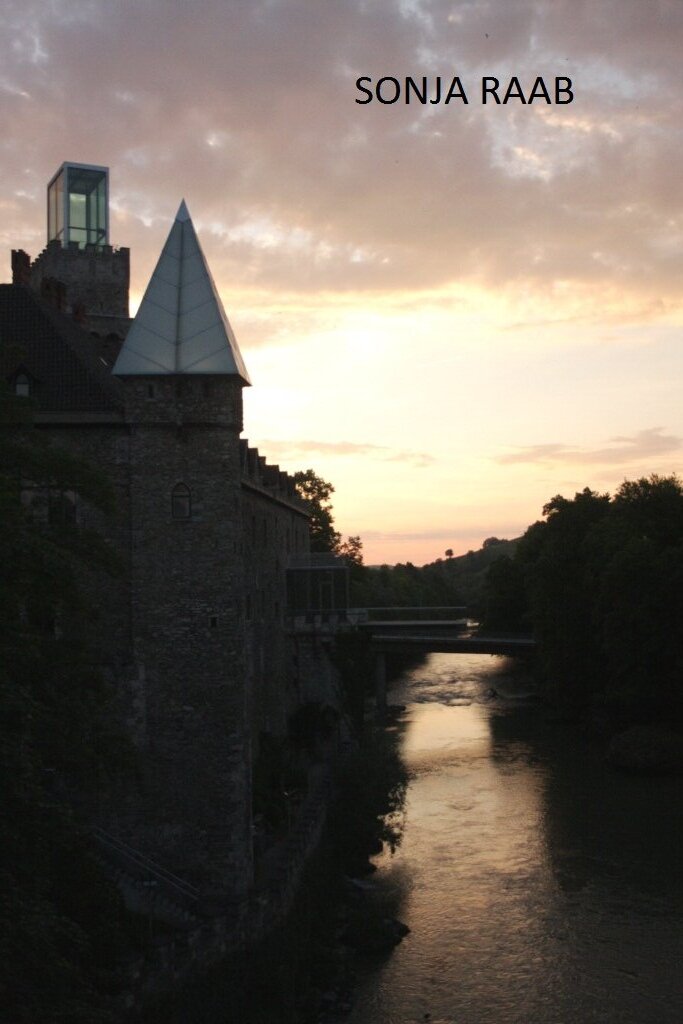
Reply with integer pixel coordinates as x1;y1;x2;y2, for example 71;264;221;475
374;650;387;721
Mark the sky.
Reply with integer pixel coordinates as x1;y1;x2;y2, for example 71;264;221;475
1;0;682;565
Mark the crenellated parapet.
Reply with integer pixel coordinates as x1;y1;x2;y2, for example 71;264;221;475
239;438;307;513
12;240;130;325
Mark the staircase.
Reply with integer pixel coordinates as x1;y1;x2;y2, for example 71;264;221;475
92;826;202;929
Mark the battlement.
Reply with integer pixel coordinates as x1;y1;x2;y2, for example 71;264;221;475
240;439;307;514
12;241;130;326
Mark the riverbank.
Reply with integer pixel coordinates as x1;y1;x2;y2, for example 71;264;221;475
539;681;683;776
134;714;409;1024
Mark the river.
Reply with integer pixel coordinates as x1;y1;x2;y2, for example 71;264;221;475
346;653;683;1024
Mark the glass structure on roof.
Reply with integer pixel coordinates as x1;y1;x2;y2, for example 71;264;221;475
47;163;109;248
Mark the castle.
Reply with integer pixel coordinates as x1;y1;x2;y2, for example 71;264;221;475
2;163;345;907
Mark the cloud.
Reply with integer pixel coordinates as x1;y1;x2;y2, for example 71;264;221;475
0;0;682;313
495;427;681;466
257;438;435;468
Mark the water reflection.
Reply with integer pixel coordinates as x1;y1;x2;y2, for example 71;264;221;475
348;653;683;1024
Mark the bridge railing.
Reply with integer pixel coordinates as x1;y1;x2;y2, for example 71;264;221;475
92;826;200;907
351;606;468;624
287;606;470;633
288;609;350;631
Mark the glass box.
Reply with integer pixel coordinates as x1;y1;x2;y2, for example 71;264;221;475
47;163;109;247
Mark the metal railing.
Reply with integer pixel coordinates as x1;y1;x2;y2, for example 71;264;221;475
92;826;200;907
352;606;468;623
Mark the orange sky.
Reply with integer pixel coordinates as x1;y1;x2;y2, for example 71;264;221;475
2;1;682;564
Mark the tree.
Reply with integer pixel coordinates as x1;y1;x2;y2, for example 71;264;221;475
519;487;611;706
292;470;369;603
445;548;454;559
611;473;683;547
482;555;527;631
340;535;367;605
293;468;341;553
485;475;683;721
340;534;363;567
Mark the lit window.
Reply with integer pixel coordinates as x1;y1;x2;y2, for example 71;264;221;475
15;374;30;397
48;163;108;248
172;483;191;519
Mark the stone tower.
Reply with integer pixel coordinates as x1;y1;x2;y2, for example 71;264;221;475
11;163;130;334
112;201;253;902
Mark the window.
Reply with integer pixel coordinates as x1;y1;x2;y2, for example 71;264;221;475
15;373;30;397
171;483;191;520
48;164;108;248
48;489;76;527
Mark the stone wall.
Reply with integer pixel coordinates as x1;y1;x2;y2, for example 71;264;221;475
5;211;356;1005
13;240;130;323
31;421;133;674
29;375;316;907
25;371;357;1015
119;374;252;899
118;763;333;1015
33;376;253;901
240;441;310;744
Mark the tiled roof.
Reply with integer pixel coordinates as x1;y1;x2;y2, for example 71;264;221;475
0;284;123;413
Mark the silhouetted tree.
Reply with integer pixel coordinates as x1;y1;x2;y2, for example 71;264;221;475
293;468;341;553
482;555;527;631
485;475;683;721
340;534;363;566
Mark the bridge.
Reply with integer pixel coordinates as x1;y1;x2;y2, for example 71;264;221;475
350;606;533;653
358;609;536;717
371;633;536;656
287;603;535;716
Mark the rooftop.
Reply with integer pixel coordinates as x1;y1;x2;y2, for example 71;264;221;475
113;201;251;382
0;284;123;413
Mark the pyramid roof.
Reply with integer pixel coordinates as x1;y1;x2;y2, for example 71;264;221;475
112;201;250;383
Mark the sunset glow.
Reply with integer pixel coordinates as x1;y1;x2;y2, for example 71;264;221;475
2;1;681;563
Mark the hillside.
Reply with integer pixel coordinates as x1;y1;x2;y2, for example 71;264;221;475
352;537;518;616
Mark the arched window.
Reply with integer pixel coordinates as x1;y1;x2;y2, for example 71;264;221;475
171;483;191;520
15;373;30;397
